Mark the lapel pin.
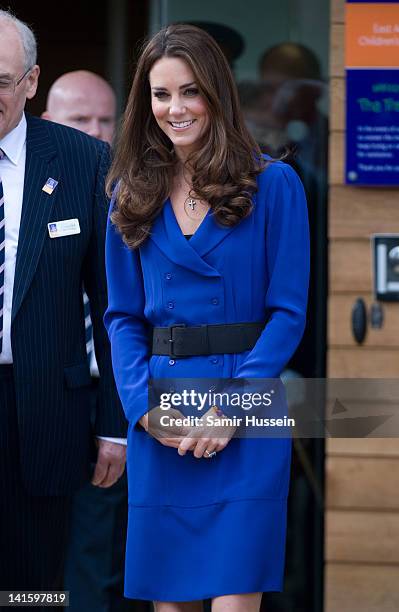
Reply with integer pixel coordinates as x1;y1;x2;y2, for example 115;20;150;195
42;177;59;195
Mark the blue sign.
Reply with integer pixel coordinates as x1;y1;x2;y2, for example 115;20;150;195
346;69;399;185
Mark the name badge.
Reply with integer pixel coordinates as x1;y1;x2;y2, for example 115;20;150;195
48;218;81;238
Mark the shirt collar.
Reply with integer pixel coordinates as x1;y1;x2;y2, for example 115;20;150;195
0;112;27;166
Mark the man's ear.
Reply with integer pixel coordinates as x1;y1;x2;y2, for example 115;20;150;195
26;64;40;100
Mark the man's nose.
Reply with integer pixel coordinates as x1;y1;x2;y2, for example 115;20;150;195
87;119;101;139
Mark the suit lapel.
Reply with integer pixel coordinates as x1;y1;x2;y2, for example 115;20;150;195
12;115;60;322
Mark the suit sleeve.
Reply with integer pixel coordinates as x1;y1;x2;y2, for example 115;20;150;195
103;197;150;426
234;162;310;380
81;143;127;437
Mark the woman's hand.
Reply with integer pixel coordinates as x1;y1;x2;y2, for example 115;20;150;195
138;413;149;431
177;406;237;459
140;407;191;449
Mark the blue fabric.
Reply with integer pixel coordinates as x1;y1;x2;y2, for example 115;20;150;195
104;160;310;600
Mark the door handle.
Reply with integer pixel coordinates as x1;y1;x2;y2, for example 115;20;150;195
351;298;367;344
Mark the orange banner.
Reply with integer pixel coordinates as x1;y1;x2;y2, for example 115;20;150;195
346;3;399;67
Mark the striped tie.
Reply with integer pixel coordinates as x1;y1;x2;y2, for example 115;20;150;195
83;291;94;358
0;149;5;353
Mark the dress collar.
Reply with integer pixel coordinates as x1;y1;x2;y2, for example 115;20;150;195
148;197;240;277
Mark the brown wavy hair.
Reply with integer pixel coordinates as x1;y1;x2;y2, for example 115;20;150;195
106;23;266;249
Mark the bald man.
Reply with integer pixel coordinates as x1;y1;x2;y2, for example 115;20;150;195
42;70;116;144
42;72;138;612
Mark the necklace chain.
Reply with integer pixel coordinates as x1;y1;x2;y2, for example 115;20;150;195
176;170;207;220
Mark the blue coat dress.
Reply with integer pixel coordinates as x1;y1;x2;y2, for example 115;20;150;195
104;160;310;601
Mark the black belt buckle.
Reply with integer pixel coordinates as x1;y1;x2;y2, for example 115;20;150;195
168;323;186;358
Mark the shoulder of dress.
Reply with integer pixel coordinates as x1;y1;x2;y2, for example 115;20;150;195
257;158;301;191
253;161;305;221
258;157;293;177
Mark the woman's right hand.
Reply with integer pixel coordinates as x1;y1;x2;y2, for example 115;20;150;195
138;413;149;431
139;407;191;448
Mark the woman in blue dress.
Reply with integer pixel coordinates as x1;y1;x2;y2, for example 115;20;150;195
104;23;309;612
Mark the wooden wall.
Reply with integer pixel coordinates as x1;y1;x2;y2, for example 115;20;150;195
326;1;399;610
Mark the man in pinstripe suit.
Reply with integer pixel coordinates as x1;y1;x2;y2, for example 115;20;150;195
43;72;140;612
0;10;127;593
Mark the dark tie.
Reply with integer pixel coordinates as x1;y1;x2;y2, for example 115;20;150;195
0;148;5;354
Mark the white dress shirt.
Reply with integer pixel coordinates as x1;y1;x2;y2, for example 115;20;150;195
0;113;26;364
0;113;126;446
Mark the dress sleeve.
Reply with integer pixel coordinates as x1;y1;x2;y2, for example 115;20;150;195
234;162;310;380
103;195;150;425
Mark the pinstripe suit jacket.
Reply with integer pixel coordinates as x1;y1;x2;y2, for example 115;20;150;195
10;113;126;496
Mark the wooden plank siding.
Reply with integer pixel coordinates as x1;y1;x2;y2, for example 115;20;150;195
331;0;345;24
330;25;345;78
327;438;399;457
326;1;399;610
329;347;399;379
328;294;399;347
326;456;399;510
329;131;345;185
326;510;399;563
329;187;399;239
330;78;345;132
325;565;399;612
329;239;372;293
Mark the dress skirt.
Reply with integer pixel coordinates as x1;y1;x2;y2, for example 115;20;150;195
123;431;292;602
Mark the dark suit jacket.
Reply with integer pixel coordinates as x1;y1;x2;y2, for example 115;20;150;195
10;113;127;496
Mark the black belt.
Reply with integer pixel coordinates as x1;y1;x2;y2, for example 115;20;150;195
151;322;265;358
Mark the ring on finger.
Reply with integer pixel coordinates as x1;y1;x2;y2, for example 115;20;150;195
204;450;217;458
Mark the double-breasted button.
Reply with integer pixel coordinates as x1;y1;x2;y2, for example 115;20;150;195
211;358;218;364
168;359;175;366
211;298;219;305
167;301;174;309
165;273;172;280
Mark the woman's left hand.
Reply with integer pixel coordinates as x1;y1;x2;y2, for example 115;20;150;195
177;406;237;459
